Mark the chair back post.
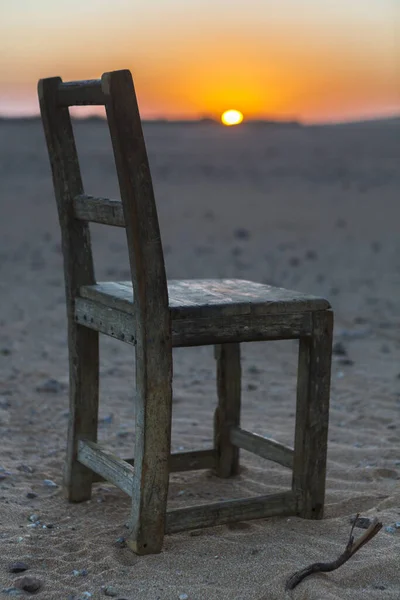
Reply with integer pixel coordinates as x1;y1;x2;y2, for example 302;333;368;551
102;70;172;547
102;70;170;336
38;76;96;303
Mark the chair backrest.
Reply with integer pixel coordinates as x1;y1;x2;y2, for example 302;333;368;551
38;70;170;346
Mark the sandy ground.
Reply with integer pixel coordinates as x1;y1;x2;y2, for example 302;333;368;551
0;117;399;599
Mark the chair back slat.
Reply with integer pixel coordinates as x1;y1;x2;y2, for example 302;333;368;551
57;79;105;107
73;194;125;227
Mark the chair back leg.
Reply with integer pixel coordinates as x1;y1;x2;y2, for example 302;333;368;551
38;77;99;502
214;343;241;477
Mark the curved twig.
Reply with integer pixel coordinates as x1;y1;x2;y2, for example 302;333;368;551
285;514;383;591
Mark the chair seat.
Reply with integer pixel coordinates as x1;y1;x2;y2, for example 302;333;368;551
80;279;330;319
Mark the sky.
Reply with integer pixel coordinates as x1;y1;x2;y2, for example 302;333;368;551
0;0;399;122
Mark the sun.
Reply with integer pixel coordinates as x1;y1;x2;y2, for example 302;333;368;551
221;109;244;126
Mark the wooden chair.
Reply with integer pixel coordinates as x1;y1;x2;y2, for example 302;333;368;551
38;69;333;555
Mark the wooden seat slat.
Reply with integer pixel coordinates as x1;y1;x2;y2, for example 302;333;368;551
79;279;330;320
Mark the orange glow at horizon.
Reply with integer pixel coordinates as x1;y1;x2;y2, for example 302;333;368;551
0;1;398;123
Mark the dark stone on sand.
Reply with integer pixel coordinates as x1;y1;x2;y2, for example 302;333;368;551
114;536;127;548
35;378;66;393
15;576;42;593
233;227;250;240
354;316;368;324
99;414;113;425
17;465;34;474
8;562;29;573
350;516;372;529
26;492;37;499
247;383;258;391
103;586;118;597
289;257;300;267
339;358;354;366
248;365;261;375
332;342;347;356
0;347;12;356
305;249;317;260
189;530;203;536
0;397;11;409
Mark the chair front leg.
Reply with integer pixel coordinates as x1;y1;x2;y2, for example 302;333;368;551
126;340;173;554
292;310;333;518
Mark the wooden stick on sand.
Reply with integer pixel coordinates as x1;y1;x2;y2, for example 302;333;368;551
285;514;383;591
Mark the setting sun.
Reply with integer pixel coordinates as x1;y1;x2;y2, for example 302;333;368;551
221;110;244;126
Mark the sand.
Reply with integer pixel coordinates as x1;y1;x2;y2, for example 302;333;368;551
0;117;399;599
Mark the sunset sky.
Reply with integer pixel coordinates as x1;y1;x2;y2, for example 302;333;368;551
0;0;398;122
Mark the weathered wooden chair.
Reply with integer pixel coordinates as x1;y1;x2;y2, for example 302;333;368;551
38;69;333;555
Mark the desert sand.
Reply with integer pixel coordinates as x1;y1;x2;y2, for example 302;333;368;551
0;116;399;599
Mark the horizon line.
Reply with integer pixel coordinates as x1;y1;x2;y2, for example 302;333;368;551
0;113;399;127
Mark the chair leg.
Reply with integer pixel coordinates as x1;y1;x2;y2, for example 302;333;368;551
64;323;99;502
214;343;241;478
292;310;333;519
126;342;173;555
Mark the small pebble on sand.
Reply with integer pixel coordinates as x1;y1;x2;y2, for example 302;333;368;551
8;562;29;573
233;227;250;240
103;586;118;597
72;568;88;577
1;587;24;596
332;341;347;356
15;576;42;593
350;516;372;529
28;514;39;523
35;378;65;393
43;479;58;487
